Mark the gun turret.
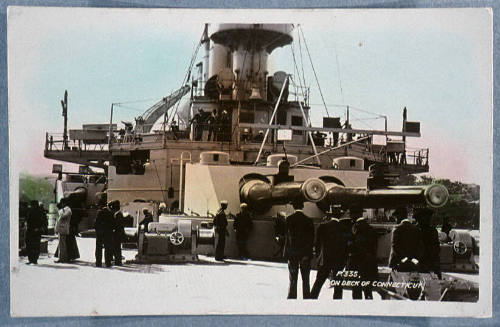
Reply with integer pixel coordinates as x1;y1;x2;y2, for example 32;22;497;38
240;176;448;213
240;177;326;213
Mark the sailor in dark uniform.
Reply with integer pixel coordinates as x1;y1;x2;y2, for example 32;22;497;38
350;209;378;299
332;215;354;299
110;200;125;266
233;203;253;259
190;109;205;141
310;207;347;299
138;208;153;232
389;211;423;271
441;217;452;242
213;200;229;261
94;199;115;267
284;200;315;299
207;109;217;141
25;201;46;264
273;211;287;259
415;207;441;278
220;110;231;141
137;208;154;255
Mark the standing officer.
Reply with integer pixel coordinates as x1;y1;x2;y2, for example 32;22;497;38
138;208;154;255
139;208;154;232
111;200;125;266
207;109;217;141
284;200;315;299
350;208;378;299
273;211;287;259
233;203;253;259
415;207;441;278
389;209;423;271
94;198;115;267
213;200;229;261
220;110;230;141
310;207;347;299
25;201;46;264
332;215;355;299
189;109;204;141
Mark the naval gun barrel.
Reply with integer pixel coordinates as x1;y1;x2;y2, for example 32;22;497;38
319;183;449;209
240;178;448;212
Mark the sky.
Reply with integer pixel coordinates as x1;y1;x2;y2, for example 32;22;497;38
7;7;492;184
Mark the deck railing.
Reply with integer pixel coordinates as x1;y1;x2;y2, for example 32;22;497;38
45;132;109;152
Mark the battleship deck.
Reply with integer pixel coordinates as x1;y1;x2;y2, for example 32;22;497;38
11;237;479;317
12;237;380;316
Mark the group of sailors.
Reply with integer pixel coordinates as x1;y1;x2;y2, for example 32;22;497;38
389;207;442;278
212;201;253;261
93;197;127;267
211;199;441;300
23;196;441;300
190;108;231;142
275;201;381;300
22;197;82;265
22;195;132;268
93;197;159;267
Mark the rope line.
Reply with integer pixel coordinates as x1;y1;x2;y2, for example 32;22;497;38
299;25;330;118
330;23;345;106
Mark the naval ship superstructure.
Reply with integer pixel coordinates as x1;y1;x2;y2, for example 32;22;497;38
44;24;437;261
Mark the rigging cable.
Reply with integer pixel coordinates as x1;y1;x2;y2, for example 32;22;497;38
114;104;147;113
113;97;162;105
298;25;330;118
167;27;206;127
349;112;376;129
297;26;308;97
152;160;167;204
289;40;301;102
348;105;386;118
290;43;309;106
329;24;346;106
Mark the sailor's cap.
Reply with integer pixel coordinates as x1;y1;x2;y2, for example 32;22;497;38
240;203;248;208
220;200;228;205
108;200;120;207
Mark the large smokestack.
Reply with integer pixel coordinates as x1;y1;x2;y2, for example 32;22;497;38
209;24;293;101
